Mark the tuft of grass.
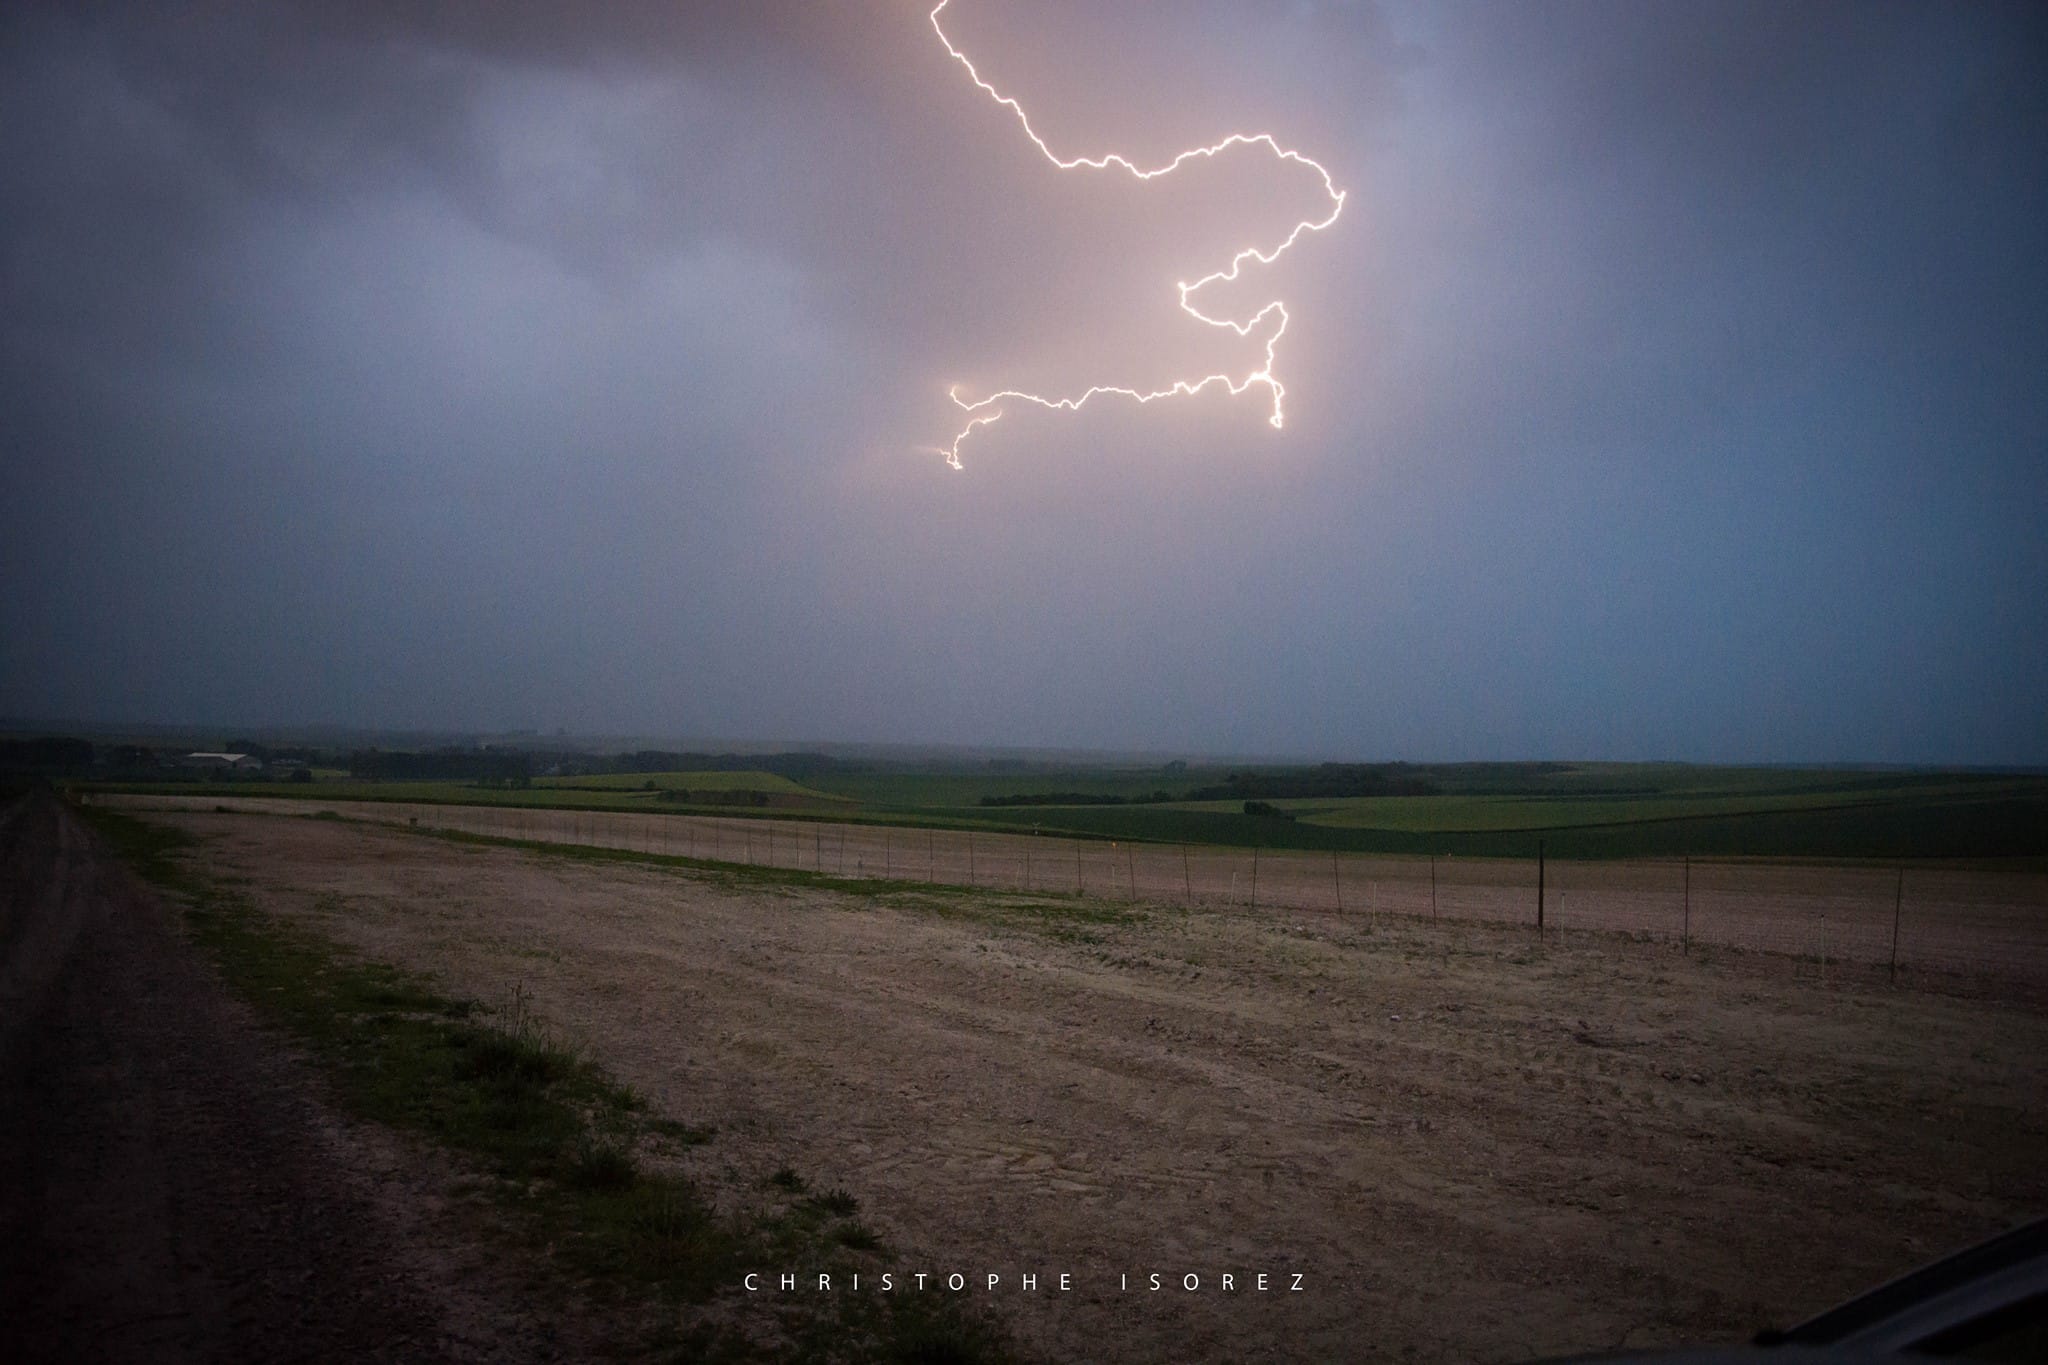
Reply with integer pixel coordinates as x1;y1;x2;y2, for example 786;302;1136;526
835;1220;882;1252
768;1167;808;1193
562;1135;639;1192
811;1187;860;1217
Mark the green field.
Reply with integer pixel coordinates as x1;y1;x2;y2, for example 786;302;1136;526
76;761;2048;861
534;769;849;800
92;769;847;814
801;767;1232;808
813;763;2048;861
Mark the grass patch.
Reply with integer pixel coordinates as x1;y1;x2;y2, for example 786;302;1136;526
408;819;1151;948
812;1188;860;1217
835;1222;882;1252
78;803;1015;1364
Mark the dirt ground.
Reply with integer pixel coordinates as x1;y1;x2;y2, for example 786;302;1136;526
0;793;626;1363
104;795;2048;988
143;807;2048;1364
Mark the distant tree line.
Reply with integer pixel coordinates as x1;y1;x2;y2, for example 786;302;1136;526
0;736;95;775
976;764;1439;809
0;736;330;780
566;750;865;780
656;788;774;807
979;791;1174;807
1186;764;1441;801
349;748;532;782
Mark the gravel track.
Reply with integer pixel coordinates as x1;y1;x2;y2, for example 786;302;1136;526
0;792;591;1363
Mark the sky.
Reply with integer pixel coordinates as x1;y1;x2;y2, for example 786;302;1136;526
2;0;2044;764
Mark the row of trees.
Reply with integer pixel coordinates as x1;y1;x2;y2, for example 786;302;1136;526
1186;764;1440;801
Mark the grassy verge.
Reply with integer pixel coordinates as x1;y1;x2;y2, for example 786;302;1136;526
79;804;1014;1364
408;818;1151;939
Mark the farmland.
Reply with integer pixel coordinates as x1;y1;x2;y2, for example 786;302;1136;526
533;770;849;799
98;793;2048;992
89;803;2048;1363
77;760;2048;860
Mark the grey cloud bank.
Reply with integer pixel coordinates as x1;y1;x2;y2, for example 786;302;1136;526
3;1;2043;762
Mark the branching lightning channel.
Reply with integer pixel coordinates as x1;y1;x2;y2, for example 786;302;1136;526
928;0;1345;469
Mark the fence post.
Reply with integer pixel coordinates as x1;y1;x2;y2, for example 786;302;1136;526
1126;846;1136;902
1182;845;1192;908
1430;854;1437;924
1250;844;1260;909
1889;865;1904;983
1075;840;1083;897
1333;851;1343;914
1536;839;1545;932
886;829;892;878
967;832;975;886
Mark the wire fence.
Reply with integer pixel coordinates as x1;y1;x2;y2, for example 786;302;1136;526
103;794;2048;992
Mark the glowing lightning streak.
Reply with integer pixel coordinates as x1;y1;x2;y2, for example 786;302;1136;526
928;0;1346;469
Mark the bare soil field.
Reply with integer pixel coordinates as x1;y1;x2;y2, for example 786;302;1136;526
138;806;2048;1363
106;795;2048;990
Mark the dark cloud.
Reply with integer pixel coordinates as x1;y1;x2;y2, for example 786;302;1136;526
2;1;2043;759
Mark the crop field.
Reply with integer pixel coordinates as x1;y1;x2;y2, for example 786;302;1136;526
95;770;848;814
85;762;2048;860
102;794;2048;992
109;805;2048;1363
532;770;852;799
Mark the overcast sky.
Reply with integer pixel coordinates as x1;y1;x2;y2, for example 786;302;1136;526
3;1;2043;762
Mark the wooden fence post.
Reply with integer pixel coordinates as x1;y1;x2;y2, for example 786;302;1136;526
1333;851;1344;914
1889;866;1904;983
1182;845;1192;908
1682;856;1691;955
1536;839;1545;932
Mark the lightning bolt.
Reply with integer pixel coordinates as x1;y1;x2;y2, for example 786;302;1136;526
927;0;1346;470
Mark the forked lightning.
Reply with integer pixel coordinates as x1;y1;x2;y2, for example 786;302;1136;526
928;0;1346;468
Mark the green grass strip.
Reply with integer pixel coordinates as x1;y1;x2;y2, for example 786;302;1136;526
78;805;1015;1365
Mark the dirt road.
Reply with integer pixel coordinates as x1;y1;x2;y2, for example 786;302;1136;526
151;807;2048;1364
0;793;580;1362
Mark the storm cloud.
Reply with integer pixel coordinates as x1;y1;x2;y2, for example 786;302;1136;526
3;0;2043;761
